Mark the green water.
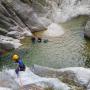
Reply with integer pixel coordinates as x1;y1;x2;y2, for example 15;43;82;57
0;16;90;70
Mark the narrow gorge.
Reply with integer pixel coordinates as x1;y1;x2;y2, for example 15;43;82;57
0;0;90;90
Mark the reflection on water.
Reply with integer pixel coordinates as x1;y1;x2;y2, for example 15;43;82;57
0;16;90;70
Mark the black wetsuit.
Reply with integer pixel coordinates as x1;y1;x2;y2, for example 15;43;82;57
15;59;25;75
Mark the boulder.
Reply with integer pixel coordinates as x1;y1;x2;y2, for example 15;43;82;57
84;21;90;39
31;65;90;89
0;72;19;90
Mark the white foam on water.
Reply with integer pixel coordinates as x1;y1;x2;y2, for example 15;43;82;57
50;0;90;23
44;23;64;37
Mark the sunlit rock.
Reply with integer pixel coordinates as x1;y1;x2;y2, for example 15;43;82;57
0;35;22;49
7;26;32;39
5;67;70;90
44;23;64;37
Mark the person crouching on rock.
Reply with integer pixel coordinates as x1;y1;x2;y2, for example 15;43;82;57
31;36;36;43
12;54;26;76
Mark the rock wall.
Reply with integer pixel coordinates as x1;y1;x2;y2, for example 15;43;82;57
0;0;90;49
1;0;90;35
0;0;46;49
31;0;90;23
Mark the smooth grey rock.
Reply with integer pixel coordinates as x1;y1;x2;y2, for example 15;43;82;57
5;0;46;32
31;65;90;88
84;21;90;39
5;67;70;90
0;0;33;40
30;64;58;77
0;71;19;90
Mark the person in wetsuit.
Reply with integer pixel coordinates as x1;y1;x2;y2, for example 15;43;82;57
12;54;25;76
37;37;42;43
31;36;36;43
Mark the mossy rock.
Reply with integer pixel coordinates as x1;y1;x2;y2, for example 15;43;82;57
58;76;85;90
69;85;85;90
45;87;54;90
58;76;76;86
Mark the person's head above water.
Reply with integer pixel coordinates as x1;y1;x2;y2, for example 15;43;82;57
12;54;20;62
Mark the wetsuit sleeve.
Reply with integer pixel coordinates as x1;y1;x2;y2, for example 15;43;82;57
18;59;25;67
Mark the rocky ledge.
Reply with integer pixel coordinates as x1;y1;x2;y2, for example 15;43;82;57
1;65;90;90
0;35;22;50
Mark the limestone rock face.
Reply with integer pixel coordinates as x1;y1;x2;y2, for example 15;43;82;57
0;0;46;33
45;0;90;23
0;72;19;90
0;0;46;49
0;0;90;49
32;0;90;23
0;0;32;37
1;0;90;36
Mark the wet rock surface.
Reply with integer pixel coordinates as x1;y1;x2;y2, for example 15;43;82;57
20;84;45;90
31;65;90;90
1;66;90;90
